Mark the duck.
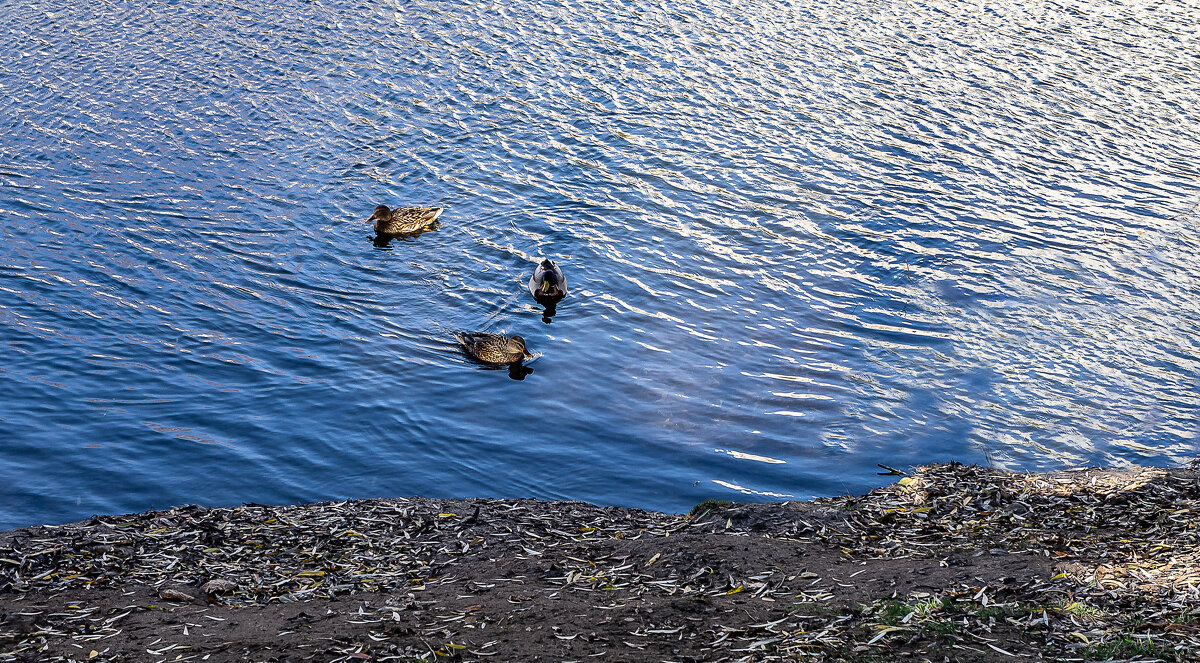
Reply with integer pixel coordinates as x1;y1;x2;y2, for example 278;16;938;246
455;332;533;365
367;205;444;235
528;259;567;304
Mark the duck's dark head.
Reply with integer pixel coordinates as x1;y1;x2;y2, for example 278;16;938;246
539;267;560;294
368;205;391;222
508;335;533;359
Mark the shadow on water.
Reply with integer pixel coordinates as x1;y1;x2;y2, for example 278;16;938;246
461;359;535;381
508;364;534;381
370;222;441;248
540;303;557;324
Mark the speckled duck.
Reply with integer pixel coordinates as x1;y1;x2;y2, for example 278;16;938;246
454;332;533;365
367;205;444;235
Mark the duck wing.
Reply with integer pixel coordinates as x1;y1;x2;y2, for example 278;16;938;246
379;206;445;234
455;332;516;364
528;264;545;296
399;206;444;223
454;331;485;349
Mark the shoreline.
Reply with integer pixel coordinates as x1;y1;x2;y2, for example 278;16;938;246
2;462;1197;662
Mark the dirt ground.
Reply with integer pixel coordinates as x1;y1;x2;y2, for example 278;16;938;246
2;463;1198;662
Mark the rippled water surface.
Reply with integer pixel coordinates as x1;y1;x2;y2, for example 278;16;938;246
2;0;1198;529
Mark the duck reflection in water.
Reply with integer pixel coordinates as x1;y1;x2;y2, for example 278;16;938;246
370;223;441;248
459;359;534;380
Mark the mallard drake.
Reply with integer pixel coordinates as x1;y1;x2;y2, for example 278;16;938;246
368;205;444;235
455;332;533;365
528;259;567;304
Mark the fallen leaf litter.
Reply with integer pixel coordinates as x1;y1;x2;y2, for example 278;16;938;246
1;463;1196;661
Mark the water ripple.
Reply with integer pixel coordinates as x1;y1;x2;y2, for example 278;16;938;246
0;0;1198;528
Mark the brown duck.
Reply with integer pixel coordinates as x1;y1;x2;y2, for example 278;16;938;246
367;205;444;235
455;332;533;365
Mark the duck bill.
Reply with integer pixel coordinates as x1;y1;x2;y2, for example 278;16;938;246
523;351;534;359
541;281;554;294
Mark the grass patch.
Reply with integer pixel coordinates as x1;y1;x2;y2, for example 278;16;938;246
688;498;731;518
1051;599;1107;621
923;617;959;635
872;597;955;625
975;605;1007;620
974;601;1046;621
912;597;953;615
866;597;960;636
875;600;910;625
1080;636;1174;660
862;596;1063;640
1171;610;1198;625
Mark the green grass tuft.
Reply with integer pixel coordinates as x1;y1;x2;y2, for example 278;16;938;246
688;498;732;518
1051;599;1107;620
1080;636;1173;660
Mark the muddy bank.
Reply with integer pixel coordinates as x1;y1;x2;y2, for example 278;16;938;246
2;463;1198;662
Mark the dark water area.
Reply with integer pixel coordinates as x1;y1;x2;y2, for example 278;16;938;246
1;0;1198;530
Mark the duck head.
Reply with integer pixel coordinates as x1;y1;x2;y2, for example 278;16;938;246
539;268;561;296
509;335;534;360
367;205;391;222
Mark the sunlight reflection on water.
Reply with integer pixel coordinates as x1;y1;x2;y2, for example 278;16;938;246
0;0;1197;528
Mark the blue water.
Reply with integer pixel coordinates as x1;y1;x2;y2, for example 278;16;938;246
1;0;1198;530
